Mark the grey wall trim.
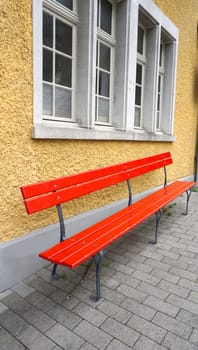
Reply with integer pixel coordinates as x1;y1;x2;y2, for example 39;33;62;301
0;175;194;292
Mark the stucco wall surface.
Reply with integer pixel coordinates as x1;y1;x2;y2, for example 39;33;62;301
0;0;197;242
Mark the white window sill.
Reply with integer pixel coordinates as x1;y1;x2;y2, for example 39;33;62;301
32;123;176;142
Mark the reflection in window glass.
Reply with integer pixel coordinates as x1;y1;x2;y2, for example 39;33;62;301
43;84;53;115
101;0;112;34
43;49;53;82
55;87;71;117
43;12;53;48
56;19;72;55
55;54;72;87
99;43;110;71
137;26;144;54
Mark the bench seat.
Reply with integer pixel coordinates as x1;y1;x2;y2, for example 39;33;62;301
39;180;194;269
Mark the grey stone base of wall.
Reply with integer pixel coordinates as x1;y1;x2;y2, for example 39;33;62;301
0;176;194;292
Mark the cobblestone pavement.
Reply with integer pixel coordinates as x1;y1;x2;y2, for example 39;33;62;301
1;192;198;349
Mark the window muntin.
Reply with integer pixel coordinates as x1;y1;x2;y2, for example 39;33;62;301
42;10;73;120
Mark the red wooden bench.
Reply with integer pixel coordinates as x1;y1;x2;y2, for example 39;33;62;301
21;152;195;301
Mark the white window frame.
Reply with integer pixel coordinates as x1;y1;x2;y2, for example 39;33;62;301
32;0;178;141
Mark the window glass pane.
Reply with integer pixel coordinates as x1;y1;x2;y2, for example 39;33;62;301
43;49;53;82
98;97;109;122
135;86;141;106
101;0;112;34
134;107;141;127
43;12;53;48
137;26;144;54
158;75;161;93
55;54;72;87
99;71;110;97
157;93;160;111
55;87;71;117
55;0;73;10
43;84;53;115
56;19;72;56
136;64;142;84
156;111;160;129
99;43;110;71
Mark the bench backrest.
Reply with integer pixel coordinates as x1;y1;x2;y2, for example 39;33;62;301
21;152;172;215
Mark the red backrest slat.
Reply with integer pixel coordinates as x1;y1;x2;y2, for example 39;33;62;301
21;152;172;214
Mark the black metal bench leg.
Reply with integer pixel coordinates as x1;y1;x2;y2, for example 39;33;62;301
51;263;59;280
149;209;162;245
183;189;192;215
90;251;104;302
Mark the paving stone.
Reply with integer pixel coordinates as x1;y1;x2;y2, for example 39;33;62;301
100;275;120;289
2;292;32;314
162;256;189;270
139;248;164;261
26;291;57;312
0;289;13;300
100;285;126;305
50;288;80;310
17;325;55;350
11;281;35;297
47;304;82;330
145;258;170;272
46;323;84;349
152;312;192;340
189;329;198;346
73;302;107;326
176;309;198;328
26;276;57;296
179;278;198;293
0;301;8;313
117;283;147;303
144;295;179;317
22;306;56;332
158;280;189;298
132;270;161;286
151;268;180;284
162;332;198;350
113;271;140;288
137;281;169;300
167;293;198;315
128;260;153;273
169;267;197;281
156;247;180;260
0;309;29;336
105;339;132;350
109;261;134;275
128;314;166;343
100;318;140;348
80;343;98;350
97;300;131;324
121;297;156;321
0;327;25;350
74;320;112;349
134;335;167;350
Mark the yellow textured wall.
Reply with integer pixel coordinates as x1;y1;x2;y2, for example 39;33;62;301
0;0;197;242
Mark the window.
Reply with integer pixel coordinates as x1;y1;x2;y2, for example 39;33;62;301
42;11;73;120
33;0;178;141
